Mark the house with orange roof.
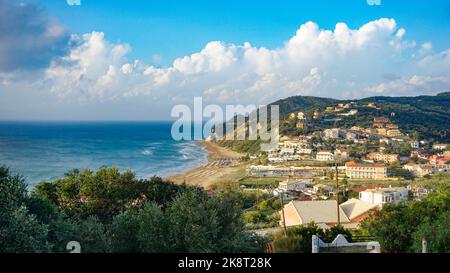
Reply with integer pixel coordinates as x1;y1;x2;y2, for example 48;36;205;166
345;161;387;180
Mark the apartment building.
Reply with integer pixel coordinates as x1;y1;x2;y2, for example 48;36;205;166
359;187;409;208
345;161;387;180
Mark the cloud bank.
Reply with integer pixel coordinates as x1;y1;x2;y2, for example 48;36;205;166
0;0;68;72
42;19;450;106
0;0;449;119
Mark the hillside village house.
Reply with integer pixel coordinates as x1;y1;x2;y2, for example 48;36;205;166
278;179;313;192
323;128;342;140
387;129;403;137
334;147;350;159
410;140;420;149
359;187;409;208
386;124;399;129
432;143;448;150
281;141;312;154
374;117;390;123
279;199;378;230
367;152;400;164
404;163;450;177
411;149;431;160
404;163;433;177
429;155;450;165
316;151;335;162
345;161;387;180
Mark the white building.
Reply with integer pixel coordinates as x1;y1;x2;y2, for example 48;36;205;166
316;151;335;162
433;144;448;150
278;179;313;192
410;141;420;149
359;187;409;208
334;148;350;160
323;128;341;140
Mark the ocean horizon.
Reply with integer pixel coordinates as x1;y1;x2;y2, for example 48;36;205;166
0;121;208;187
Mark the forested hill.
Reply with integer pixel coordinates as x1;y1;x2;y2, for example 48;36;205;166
272;93;450;143
269;96;340;116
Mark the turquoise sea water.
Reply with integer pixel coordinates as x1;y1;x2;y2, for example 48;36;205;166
0;121;208;186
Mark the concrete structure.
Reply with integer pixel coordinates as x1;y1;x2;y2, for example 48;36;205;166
367;152;400;164
433;144;448;150
429;155;450;165
335;147;350;159
345;161;387;180
404;163;450;177
359;187;409;208
316;151;335;162
278;179;313;192
404;163;433;177
410;141;420;149
374;117;390;123
387;129;403;137
323;128;342;140
248;165;324;178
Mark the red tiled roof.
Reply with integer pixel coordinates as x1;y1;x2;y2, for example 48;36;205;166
345;161;385;168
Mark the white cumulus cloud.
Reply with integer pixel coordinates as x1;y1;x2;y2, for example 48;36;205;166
2;18;450;120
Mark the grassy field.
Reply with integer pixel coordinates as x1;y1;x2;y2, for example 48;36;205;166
239;177;283;189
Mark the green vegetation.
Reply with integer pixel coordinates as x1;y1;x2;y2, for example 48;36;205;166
387;163;415;180
270;224;352;253
243;195;282;230
0;166;267;253
216;139;262;154
216;94;450;154
411;173;450;189
360;184;450;253
239;177;281;189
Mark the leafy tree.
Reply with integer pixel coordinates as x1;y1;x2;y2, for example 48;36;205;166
412;211;450;253
271;223;324;253
0;166;50;253
0;206;51;253
34;167;187;222
109;208;142;253
2;166;267;253
166;189;219;253
136;203;169;252
360;184;450;252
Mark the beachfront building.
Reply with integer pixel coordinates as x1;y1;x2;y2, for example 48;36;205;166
345;161;387;180
359;187;409;208
316;151;335;162
248;165;325;178
279;199;378;229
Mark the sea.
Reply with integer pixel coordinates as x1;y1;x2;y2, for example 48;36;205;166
0;121;208;187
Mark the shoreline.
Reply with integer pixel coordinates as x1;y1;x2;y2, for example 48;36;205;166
166;141;246;189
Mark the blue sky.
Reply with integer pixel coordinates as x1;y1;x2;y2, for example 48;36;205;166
42;0;450;65
0;0;450;120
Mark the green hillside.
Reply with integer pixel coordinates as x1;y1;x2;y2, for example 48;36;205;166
216;93;450;153
276;94;450;142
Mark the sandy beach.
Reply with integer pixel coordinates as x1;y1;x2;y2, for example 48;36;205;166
167;141;246;189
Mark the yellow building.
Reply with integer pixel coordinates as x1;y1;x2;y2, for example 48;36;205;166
387;129;402;137
345;161;387;180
